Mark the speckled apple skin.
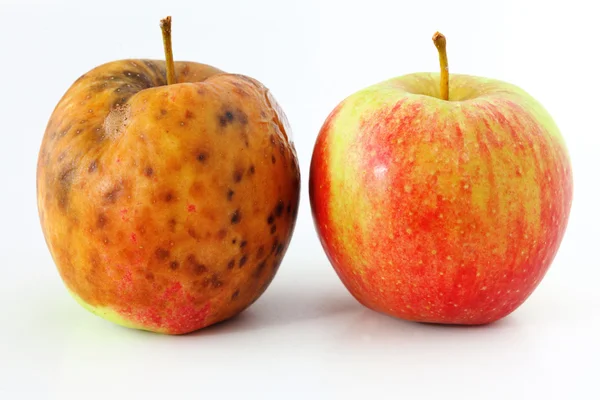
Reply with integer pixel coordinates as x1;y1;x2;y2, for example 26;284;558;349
37;60;300;334
310;73;572;325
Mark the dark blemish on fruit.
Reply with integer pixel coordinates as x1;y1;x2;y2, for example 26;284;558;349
104;185;123;204
196;264;208;274
257;246;265;259
155;248;170;260
275;200;284;217
240;240;247;249
219;110;235;127
188;228;197;239
146;272;155;281
279;142;285;155
239;255;248;268
197;152;208;163
160;109;167;115
227;189;234;201
217;229;227;239
272;259;281;271
97;214;108;228
59;165;76;188
254;260;266;278
185;110;194;119
211;274;223;288
249;165;255;175
227;259;235;269
231;209;241;224
136;73;153;88
144;167;153;177
233;169;243;183
271;155;276;164
170;260;180;270
238;112;248;125
168;218;177;232
231;289;240;300
270;225;277;234
276;243;284;255
164;191;175;202
267;214;275;225
232;238;237;244
271;238;279;254
287;202;292;214
187;254;207;274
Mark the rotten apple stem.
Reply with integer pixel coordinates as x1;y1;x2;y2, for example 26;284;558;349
160;16;176;85
432;32;449;101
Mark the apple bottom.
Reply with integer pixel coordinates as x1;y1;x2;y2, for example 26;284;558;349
324;239;562;326
68;285;223;335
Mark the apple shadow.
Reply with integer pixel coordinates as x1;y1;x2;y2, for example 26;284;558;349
187;283;362;337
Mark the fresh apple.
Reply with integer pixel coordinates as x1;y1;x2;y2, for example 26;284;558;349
37;17;300;334
309;33;572;325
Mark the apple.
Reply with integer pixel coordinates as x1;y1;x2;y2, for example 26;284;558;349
309;33;573;325
37;17;300;334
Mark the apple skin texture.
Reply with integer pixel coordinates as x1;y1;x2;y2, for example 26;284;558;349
310;73;572;325
37;60;300;334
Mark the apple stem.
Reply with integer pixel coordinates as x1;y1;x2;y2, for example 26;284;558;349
432;32;449;101
160;16;176;85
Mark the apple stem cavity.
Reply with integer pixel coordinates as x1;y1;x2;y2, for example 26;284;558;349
432;32;449;101
160;16;177;85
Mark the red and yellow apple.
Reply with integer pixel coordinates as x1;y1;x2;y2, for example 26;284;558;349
37;18;300;334
309;33;572;325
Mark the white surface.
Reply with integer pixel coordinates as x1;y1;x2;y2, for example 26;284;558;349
1;0;599;398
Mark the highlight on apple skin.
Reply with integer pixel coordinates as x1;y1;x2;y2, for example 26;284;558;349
309;33;573;325
37;18;300;334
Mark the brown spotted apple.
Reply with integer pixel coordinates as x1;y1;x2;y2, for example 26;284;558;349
37;17;300;334
309;33;573;325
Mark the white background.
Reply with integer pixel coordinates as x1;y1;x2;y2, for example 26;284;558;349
1;0;599;398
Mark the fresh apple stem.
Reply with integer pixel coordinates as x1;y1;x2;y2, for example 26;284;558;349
432;32;449;101
160;16;177;85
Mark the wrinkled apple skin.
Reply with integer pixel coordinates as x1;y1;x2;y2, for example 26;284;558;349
37;60;300;334
310;73;572;325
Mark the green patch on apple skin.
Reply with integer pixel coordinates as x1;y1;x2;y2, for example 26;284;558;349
67;288;167;334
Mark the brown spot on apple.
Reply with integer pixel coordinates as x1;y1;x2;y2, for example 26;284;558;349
187;254;207;274
97;214;108;228
197;152;208;163
104;185;123;204
155;248;170;260
230;209;241;224
254;261;266;278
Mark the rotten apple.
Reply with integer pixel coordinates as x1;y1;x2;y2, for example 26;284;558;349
37;17;300;334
